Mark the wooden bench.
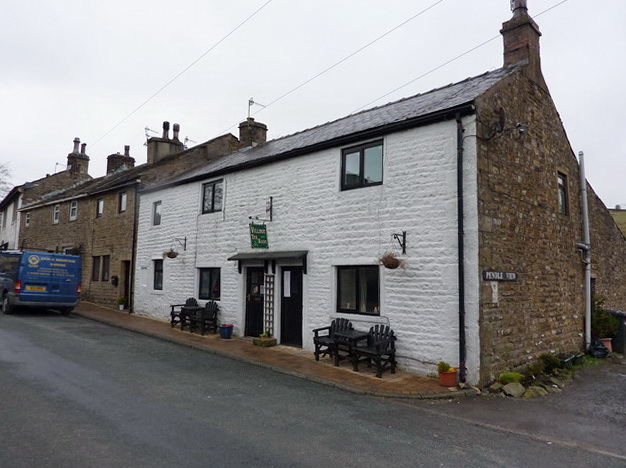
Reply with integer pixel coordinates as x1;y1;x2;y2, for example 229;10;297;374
189;301;219;335
170;298;198;329
351;325;397;378
312;318;353;362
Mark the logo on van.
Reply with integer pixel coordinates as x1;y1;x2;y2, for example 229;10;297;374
27;255;41;266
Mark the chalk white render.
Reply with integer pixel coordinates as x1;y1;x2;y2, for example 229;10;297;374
133;113;482;382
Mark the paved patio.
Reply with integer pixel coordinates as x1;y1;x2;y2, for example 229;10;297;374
74;302;476;399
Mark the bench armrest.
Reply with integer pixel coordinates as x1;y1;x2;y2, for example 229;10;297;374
312;325;331;337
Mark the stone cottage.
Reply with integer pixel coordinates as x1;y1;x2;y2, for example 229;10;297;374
130;3;626;385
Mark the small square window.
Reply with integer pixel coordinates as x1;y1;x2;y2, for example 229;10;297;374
153;259;163;290
69;200;78;221
341;141;383;190
336;265;380;315
202;180;224;214
53;205;60;224
96;199;104;218
153;201;162;226
558;172;568;215
198;268;221;300
25;212;30;227
118;192;127;213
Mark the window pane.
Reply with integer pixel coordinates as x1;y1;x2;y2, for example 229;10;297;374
213;182;223;211
343;152;360;187
153;201;161;225
119;192;127;212
363;145;383;184
203;184;214;212
359;267;379;313
91;257;100;281
154;260;163;290
338;268;357;311
101;256;110;281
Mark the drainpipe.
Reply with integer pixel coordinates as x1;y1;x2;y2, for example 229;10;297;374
456;114;467;383
578;151;591;349
129;181;140;312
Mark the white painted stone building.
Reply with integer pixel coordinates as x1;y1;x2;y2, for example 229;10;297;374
132;68;508;383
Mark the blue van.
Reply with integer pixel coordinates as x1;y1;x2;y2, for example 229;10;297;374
0;250;82;315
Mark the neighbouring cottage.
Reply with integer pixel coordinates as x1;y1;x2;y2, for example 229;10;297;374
16;123;241;310
126;3;625;385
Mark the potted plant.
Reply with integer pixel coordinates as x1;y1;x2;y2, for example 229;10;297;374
117;296;126;310
437;361;457;387
163;249;178;259
378;252;404;269
219;323;234;339
253;330;277;347
591;310;620;352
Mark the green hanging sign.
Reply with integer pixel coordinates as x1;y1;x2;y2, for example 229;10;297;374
249;224;269;249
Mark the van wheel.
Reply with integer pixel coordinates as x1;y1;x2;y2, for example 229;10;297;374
2;296;14;315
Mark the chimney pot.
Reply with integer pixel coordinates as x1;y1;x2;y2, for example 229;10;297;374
124;145;130;156
80;143;86;154
172;123;180;141
72;138;81;153
162;121;170;139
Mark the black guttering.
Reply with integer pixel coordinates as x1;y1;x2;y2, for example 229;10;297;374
140;103;476;194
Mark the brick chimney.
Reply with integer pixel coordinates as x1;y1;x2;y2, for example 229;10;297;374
501;0;547;91
67;137;90;175
147;121;184;164
239;118;268;148
107;145;136;173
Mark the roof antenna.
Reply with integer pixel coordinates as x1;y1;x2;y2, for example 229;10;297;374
183;136;196;149
248;98;266;118
144;126;159;146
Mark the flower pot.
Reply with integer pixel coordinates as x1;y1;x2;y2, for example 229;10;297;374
438;370;457;387
219;325;233;339
599;337;613;352
253;337;277;347
165;250;179;259
118;305;124;311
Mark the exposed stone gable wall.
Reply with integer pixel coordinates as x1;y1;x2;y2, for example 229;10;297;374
474;69;626;384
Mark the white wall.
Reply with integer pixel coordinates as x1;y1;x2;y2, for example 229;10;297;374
0;194;22;249
134;118;481;382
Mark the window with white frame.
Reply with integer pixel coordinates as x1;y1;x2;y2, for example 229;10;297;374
25;212;30;226
53;205;60;224
153;201;162;226
336;265;380;315
96;199;104;218
69;200;78;221
118;191;127;213
557;172;568;215
202;180;223;214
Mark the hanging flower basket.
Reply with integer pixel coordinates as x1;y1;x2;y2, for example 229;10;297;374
378;252;404;269
164;249;179;259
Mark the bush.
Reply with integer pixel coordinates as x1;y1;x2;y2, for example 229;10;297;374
498;372;524;384
591;311;620;338
539;353;562;375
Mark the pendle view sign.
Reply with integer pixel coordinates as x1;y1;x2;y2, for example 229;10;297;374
249;224;269;249
483;271;517;281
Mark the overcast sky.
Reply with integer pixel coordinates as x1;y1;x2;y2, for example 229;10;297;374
2;0;625;207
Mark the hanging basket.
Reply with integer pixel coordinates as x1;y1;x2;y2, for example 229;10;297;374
378;252;404;269
164;249;179;259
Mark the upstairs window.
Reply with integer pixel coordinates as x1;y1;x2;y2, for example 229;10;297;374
557;172;568;215
118;192;127;213
202;180;224;214
336;265;380;315
153;201;162;225
69;200;78;221
53;205;60;224
25;212;30;227
96;199;104;218
341;141;383;190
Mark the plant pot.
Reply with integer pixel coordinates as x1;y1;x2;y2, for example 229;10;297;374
599;337;613;352
253;337;277;347
165;250;179;259
219;325;233;339
438;370;457;387
118;305;124;311
378;252;403;269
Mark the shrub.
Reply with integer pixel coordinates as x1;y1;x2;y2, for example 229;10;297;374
497;372;524;384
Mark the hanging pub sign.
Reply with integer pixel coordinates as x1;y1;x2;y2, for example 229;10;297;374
250;224;269;249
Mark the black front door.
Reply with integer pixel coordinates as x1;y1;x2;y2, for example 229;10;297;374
281;267;303;347
245;267;265;337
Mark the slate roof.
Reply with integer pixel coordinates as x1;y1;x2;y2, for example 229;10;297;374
151;65;517;190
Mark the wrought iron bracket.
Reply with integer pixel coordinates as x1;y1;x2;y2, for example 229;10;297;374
392;231;406;255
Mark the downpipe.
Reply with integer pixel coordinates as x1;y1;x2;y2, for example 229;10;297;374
456;114;467;383
578;151;591;349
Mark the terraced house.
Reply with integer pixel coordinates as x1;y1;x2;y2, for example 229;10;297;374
131;3;626;385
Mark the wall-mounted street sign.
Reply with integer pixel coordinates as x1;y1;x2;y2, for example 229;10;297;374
250;224;269;249
483;271;517;281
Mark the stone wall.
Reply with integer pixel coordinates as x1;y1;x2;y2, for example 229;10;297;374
474;69;626;384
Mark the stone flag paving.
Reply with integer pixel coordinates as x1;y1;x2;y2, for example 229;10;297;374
74;302;475;399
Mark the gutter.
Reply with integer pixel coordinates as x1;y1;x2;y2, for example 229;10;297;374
456;114;467;383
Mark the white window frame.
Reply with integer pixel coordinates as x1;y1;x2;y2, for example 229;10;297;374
53;205;60;224
69;200;78;221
